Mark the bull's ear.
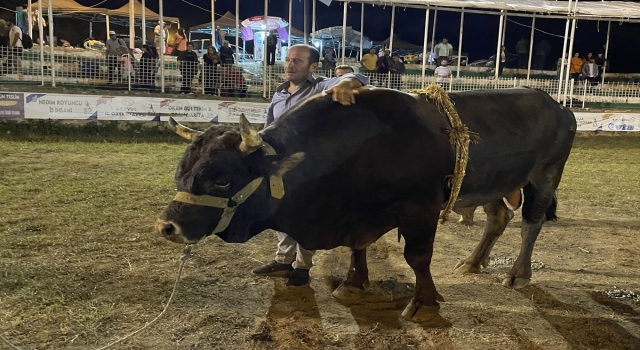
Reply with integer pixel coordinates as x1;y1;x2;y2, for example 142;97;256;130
275;152;305;176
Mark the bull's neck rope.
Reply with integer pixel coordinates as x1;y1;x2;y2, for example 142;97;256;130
171;141;284;234
409;84;480;224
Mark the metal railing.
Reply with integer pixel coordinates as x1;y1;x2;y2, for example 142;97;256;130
3;46;640;107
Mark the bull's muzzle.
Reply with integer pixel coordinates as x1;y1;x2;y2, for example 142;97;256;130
155;219;196;244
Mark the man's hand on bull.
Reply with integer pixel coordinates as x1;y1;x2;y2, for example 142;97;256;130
324;78;363;105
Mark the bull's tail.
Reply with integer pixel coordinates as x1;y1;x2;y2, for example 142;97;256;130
545;195;558;222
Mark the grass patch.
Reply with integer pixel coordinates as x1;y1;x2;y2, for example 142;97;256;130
0;135;638;348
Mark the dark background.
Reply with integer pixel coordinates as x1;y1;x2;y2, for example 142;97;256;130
1;0;639;72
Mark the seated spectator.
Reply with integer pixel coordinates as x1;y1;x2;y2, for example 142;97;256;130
390;54;405;90
177;42;199;94
334;64;353;78
139;44;159;91
203;46;221;95
322;48;336;72
569;52;583;81
219;40;234;65
434;58;452;91
222;65;247;98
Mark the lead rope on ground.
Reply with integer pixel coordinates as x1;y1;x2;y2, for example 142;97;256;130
408;83;480;224
0;245;193;350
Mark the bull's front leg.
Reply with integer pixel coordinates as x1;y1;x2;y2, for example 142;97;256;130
399;206;448;326
332;248;369;300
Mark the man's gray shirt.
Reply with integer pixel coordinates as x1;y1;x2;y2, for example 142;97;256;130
264;73;368;127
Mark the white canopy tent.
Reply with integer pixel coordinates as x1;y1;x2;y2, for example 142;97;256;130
337;0;640;105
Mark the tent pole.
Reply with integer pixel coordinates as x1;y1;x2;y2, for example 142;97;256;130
526;15;535;83
141;0;146;45
501;14;507;45
601;20;611;84
288;0;292;50
456;10;464;78
37;0;44;86
556;0;571;101
159;0;165;93
563;17;577;106
311;0;316;43
557;20;570;102
430;9;437;63
263;0;268;98
236;0;240;63
47;0;55;87
129;0;134;48
211;0;215;49
90;21;93;39
494;11;505;81
421;7;430;88
106;14;110;36
387;5;395;88
359;3;364;61
28;0;32;38
303;0;308;44
341;1;347;64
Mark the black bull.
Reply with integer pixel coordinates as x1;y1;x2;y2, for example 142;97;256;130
156;87;576;325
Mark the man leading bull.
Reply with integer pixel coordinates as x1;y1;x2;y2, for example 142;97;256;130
250;44;368;286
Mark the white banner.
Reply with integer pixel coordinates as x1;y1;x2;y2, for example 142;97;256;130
19;92;269;124
574;112;639;131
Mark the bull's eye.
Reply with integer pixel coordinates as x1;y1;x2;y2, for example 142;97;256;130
214;180;231;189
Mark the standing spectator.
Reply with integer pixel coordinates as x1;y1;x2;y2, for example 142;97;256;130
219;40;234;65
172;28;187;57
434;58;452;91
389;54;405;90
569;52;584;80
533;39;551;70
433;38;453;66
177;42;199;94
322;48;336;72
215;25;224;50
515;38;529;69
0;19;9;48
595;52;607;78
377;49;391;87
203;46;221;95
334;64;353;77
498;45;507;76
582;57;599;87
223;65;248;98
266;30;278;66
7;21;23;74
359;47;378;82
139;44;159;91
105;31;127;84
154;22;170;52
16;5;29;33
582;52;593;65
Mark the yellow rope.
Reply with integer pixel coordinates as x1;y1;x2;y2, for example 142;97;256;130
408;84;480;224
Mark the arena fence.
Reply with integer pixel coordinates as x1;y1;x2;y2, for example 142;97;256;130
3;47;640;107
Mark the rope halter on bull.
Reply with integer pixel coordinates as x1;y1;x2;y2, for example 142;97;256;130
409;83;480;224
168;115;288;235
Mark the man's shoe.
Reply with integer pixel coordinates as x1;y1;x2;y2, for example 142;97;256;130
286;268;310;287
252;260;293;277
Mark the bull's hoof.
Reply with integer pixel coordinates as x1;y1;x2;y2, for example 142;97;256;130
502;276;531;289
332;282;365;300
401;299;450;327
457;217;474;226
453;260;481;274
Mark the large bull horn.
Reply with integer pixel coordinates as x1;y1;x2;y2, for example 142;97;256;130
168;117;203;141
238;113;263;154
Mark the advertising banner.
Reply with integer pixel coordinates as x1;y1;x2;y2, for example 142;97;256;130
0;92;25;118
574;112;638;131
20;92;269;124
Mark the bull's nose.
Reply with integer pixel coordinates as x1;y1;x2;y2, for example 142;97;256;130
156;219;179;238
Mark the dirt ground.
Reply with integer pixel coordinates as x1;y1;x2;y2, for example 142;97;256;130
0;136;639;350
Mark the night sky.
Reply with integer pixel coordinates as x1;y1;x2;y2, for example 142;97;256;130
2;0;639;72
